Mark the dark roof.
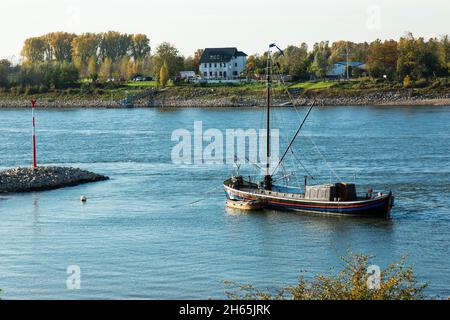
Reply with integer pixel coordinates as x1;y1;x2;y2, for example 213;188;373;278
200;47;247;63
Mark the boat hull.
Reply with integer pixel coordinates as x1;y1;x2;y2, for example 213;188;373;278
224;181;393;218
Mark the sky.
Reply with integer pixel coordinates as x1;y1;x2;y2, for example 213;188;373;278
1;0;449;62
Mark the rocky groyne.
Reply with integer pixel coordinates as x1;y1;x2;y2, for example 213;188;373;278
0;166;109;193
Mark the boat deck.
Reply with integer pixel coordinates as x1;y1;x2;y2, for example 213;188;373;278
237;187;376;203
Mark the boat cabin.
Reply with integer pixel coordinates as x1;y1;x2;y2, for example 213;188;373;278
304;183;356;201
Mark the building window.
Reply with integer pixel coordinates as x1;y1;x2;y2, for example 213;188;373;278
235;62;238;67
223;71;227;78
233;71;238;76
204;72;207;77
209;63;212;68
219;71;222;77
209;72;213;77
214;63;217;68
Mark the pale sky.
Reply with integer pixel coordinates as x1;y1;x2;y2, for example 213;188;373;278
1;0;449;62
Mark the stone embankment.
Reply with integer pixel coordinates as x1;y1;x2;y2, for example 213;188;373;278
0;166;109;193
0;90;449;108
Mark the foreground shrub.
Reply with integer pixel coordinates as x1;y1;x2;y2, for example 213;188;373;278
224;251;427;300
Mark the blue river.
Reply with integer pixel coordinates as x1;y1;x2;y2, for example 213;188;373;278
0;106;449;299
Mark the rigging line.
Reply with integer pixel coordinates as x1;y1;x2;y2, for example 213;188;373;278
270;62;335;183
271;102;315;176
271;58;318;181
303;132;343;182
170;184;223;208
289;147;316;181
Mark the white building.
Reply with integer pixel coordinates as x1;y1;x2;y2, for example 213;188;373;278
179;71;196;80
199;47;247;81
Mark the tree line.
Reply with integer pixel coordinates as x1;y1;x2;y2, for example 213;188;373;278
0;32;449;91
246;33;449;82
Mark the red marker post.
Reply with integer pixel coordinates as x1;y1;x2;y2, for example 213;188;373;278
31;99;37;168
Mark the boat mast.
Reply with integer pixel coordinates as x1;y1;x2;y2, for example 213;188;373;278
263;45;273;190
266;46;271;177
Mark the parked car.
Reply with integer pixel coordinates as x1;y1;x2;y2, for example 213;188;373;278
133;76;144;81
143;76;153;81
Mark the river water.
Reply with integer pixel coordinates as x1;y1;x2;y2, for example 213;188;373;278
0;106;449;299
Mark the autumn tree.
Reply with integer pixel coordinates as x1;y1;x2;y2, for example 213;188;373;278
87;55;98;81
329;41;369;65
366;39;398;79
119;56;132;81
49;32;76;62
72;33;100;77
152;42;184;78
192;49;204;73
99;58;113;81
159;61;169;86
21;37;47;64
131;34;151;60
99;31;133;63
244;53;267;79
396;33;444;80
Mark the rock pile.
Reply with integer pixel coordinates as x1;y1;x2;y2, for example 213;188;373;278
0;166;109;193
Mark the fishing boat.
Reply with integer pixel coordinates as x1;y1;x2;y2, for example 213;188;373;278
223;43;394;218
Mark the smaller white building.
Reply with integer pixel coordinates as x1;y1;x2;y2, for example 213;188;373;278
179;71;196;80
199;47;247;81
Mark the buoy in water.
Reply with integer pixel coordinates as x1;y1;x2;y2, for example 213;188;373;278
80;195;87;202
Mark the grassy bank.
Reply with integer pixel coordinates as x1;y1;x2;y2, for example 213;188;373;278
0;78;449;107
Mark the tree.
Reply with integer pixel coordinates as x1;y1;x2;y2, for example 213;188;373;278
183;56;195;71
396;32;443;80
159;61;169;86
99;58;113;81
87;55;98;81
52;62;79;89
21;37;47;64
329;41;369;65
367;39;398;79
244;55;256;78
99;31;133;63
244;53;267;79
309;41;331;79
439;35;450;74
119;56;132;81
0;60;10;87
131;34;151;60
153;42;184;78
279;43;309;80
49;32;76;62
192;49;204;73
72;33;100;77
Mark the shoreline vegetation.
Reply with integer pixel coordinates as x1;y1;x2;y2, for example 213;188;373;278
0;80;449;108
1;31;449;108
225;251;428;300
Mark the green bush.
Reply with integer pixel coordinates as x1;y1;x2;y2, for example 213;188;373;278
224;251;427;300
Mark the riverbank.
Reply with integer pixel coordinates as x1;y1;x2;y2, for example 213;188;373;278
0;166;109;193
0;85;449;108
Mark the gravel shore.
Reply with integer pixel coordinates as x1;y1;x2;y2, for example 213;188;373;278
0;90;449;108
0;166;109;193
